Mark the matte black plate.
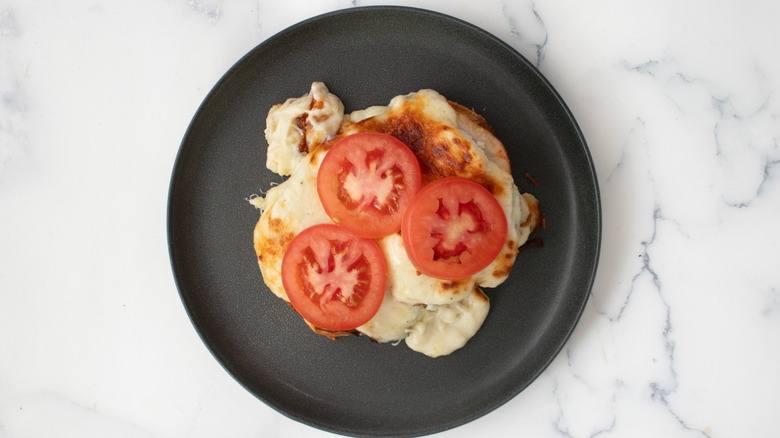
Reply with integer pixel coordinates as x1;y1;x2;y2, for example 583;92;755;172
168;6;600;437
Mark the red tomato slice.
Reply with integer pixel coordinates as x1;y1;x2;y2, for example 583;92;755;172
281;224;387;331
317;133;422;238
402;177;508;280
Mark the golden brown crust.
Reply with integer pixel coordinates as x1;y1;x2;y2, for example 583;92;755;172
449;102;512;174
447;101;493;133
304;320;358;340
521;193;542;232
343;97;511;196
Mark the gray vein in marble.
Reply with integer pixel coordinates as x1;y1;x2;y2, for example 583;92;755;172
622;57;704;89
551;380;575;438
559;348;618;438
632;209;710;437
721;120;780;207
622;58;658;76
564;347;588;386
651;376;712;438
599;118;713;434
727;154;780;209
615;205;663;322
502;1;548;68
604;117;644;182
528;2;548;68
589;420;617;437
551;378;618;438
623;55;780;211
712;95;739;156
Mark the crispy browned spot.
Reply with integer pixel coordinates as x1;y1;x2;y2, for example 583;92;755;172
521;194;542;232
447;100;494;134
440;279;468;291
257;218;295;261
268;217;293;239
304;319;356;340
308;148;323;167
310;95;325;110
472;287;490;303
491;246;518;278
492;264;513;278
295;114;309;154
349;103;505;196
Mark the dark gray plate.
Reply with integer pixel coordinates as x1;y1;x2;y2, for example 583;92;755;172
168;6;600;438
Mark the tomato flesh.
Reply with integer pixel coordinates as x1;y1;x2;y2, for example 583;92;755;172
402;177;508;280
317;133;422;238
281;224;387;331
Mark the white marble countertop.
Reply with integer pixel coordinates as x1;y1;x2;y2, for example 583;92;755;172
2;1;779;437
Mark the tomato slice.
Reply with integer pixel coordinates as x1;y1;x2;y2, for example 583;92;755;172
401;177;508;280
281;224;387;331
317;133;422;238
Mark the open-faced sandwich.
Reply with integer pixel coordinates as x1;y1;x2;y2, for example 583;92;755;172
250;82;540;357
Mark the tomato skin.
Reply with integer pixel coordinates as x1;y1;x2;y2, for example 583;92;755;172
402;177;508;280
281;224;387;331
317;133;422;238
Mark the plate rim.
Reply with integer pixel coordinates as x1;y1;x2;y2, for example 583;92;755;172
167;5;601;437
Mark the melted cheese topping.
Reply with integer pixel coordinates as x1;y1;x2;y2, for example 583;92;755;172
378;234;473;305
265;82;344;175
253;148;331;301
357;288;425;343
254;83;539;357
405;288;490;358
